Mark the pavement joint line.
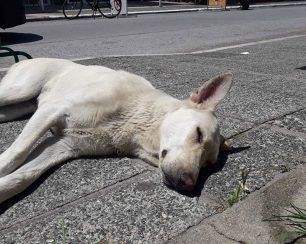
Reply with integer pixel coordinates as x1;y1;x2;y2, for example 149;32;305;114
227;107;306;141
270;125;306;140
209;222;245;243
0;169;153;232
165;211;218;243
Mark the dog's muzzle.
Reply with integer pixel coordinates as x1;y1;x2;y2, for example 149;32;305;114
162;170;196;192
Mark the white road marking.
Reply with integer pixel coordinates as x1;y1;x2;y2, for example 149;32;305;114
0;34;305;71
191;34;306;54
100;34;306;57
0;67;9;72
70;57;96;62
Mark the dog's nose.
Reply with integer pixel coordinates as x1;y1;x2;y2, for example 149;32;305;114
161;167;196;192
178;173;195;191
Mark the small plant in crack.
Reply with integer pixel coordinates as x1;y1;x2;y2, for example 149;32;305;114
227;169;250;207
264;203;306;243
227;184;241;207
50;219;68;244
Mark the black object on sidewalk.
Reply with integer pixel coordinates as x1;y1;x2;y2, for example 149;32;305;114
0;0;32;62
0;0;26;29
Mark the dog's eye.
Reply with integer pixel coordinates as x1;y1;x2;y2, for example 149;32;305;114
196;127;203;144
161;149;168;158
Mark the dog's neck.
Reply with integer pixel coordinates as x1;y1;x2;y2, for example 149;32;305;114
137;90;182;146
124;90;183;156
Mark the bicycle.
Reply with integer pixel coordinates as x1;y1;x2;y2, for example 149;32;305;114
63;0;122;19
240;0;249;10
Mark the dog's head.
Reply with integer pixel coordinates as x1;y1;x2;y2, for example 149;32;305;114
159;72;233;192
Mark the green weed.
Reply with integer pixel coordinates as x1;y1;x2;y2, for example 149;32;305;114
51;219;67;244
227;184;241;206
265;203;306;242
227;169;250;207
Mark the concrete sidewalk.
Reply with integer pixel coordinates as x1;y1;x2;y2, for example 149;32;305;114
169;164;306;244
0;33;305;243
25;1;306;21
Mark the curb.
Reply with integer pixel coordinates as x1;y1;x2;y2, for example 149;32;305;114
23;1;306;22
168;164;306;244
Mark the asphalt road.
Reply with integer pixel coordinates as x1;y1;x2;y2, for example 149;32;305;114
1;6;306;68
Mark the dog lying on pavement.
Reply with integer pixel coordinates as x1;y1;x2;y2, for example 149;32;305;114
0;58;232;204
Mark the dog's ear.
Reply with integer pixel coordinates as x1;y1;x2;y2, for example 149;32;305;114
189;72;233;110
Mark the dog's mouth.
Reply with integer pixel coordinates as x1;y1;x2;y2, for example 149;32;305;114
162;173;174;188
162;172;195;192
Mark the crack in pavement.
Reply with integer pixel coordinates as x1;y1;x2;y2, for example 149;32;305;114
209;222;247;244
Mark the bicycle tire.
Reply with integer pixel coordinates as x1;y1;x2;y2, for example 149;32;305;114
63;0;83;19
98;0;121;19
240;0;249;10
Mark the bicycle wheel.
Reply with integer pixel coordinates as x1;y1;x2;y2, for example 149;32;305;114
98;0;121;19
240;0;249;10
63;0;83;19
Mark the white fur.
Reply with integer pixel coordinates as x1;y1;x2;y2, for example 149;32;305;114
0;58;232;203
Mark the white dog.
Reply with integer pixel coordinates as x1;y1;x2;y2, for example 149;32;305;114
0;58;232;204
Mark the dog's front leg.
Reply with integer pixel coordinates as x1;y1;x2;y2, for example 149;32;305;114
0;105;64;177
135;149;160;167
0;137;77;204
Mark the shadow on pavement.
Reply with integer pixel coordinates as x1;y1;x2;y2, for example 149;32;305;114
0;32;43;45
165;145;251;198
0;144;251;214
296;66;306;71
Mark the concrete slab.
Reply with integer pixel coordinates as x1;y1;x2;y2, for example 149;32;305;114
0;157;150;229
0;172;219;243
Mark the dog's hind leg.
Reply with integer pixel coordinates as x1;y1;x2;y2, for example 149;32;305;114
0;105;65;177
0;61;45;107
0;137;77;204
0;100;37;123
